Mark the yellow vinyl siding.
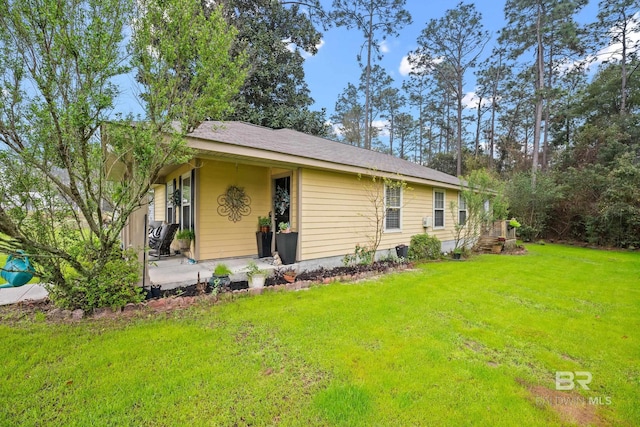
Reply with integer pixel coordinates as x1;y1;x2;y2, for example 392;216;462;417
299;169;457;260
196;160;271;260
152;184;165;222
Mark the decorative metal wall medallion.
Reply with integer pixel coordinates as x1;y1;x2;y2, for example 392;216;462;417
217;185;251;222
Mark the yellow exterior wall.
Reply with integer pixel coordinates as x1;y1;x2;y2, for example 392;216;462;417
152;184;166;223
299;169;457;261
196;159;271;260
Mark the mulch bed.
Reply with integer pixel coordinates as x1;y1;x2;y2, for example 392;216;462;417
0;259;412;322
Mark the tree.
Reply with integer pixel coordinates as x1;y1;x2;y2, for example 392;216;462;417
475;49;510;166
331;83;366;146
0;0;246;310
212;0;329;135
412;2;490;176
593;0;640;115
365;64;394;150
451;169;508;252
351;172;409;264
402;67;430;163
330;0;411;150
500;0;587;184
394;112;416;159
504;172;562;241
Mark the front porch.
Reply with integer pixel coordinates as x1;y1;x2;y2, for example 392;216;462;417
147;255;286;290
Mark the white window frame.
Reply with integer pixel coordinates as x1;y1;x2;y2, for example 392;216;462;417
384;183;402;232
166;180;175;224
433;189;445;229
458;192;467;226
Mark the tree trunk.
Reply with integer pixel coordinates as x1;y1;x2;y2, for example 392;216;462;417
620;13;628;114
364;12;373;150
456;75;463;176
532;4;545;187
474;95;483;157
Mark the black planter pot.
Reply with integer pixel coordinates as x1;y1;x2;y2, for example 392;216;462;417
256;231;273;258
453;252;462;260
209;274;231;291
150;285;162;298
395;244;408;258
275;232;298;265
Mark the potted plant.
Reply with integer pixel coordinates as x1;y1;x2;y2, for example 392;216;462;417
245;261;267;288
258;215;271;233
282;268;297;283
278;221;291;233
452;247;463;260
508;217;521;229
209;263;232;290
256;214;273;258
275;222;298;265
175;229;195;252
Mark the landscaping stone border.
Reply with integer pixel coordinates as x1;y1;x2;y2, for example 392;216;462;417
0;263;414;323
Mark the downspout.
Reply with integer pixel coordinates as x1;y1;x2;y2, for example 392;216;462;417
296;167;303;262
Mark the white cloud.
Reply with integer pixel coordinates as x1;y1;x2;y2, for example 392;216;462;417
372;119;390;137
284;38;325;59
380;40;390;54
399;53;442;76
567;12;640;71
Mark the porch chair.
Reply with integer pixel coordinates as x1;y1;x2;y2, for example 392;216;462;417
149;223;179;259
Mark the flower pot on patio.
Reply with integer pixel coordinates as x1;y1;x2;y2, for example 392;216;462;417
275;232;298;265
492;244;503;254
248;274;266;288
283;270;297;283
256;231;273;258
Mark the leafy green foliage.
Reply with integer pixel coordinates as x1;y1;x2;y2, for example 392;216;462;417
452;169;508;251
175;229;195;241
342;244;376;266
505;172;562;241
408;233;441;260
46;247;143;311
0;0;246;309
212;0;329;135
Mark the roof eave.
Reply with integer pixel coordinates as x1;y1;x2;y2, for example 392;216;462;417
187;136;461;190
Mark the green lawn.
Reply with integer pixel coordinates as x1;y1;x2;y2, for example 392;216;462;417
1;244;638;426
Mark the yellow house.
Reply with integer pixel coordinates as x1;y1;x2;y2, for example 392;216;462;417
144;121;464;267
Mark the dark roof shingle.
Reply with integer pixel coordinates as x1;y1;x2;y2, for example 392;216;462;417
189;121;461;187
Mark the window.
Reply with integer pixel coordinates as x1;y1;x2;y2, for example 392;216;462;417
385;184;402;231
166;181;174;223
181;173;192;231
434;190;445;228
458;192;467;225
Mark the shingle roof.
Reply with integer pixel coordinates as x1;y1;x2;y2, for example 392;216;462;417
188;121;461;187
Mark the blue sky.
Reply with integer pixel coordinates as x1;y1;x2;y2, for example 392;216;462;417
111;1;609;125
303;0;602;122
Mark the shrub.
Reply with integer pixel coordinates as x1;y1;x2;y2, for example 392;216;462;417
408;234;441;261
46;247;144;312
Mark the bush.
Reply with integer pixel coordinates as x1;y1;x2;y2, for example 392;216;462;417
46;246;144;312
408;234;441;261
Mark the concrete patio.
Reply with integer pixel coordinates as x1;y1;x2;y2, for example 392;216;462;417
0;284;48;306
147;255;288;290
